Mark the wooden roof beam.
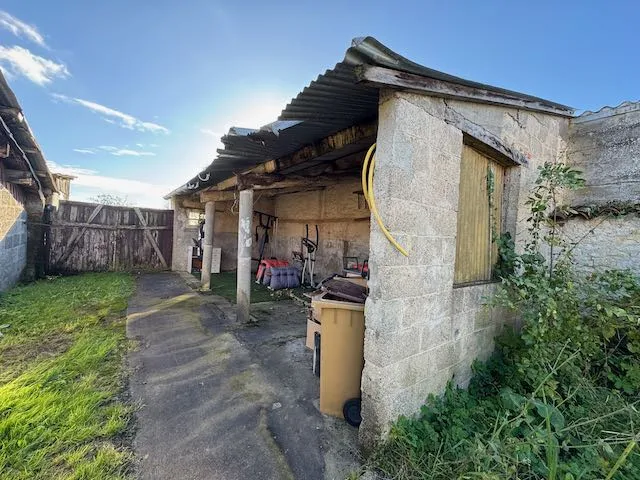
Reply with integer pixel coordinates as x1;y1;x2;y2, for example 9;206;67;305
4;168;33;182
237;172;359;191
199;190;238;203
356;65;574;117
211;121;377;191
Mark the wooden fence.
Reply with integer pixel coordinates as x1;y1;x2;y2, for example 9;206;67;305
45;201;173;273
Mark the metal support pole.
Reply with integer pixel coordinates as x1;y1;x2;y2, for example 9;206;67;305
200;201;216;289
236;188;253;322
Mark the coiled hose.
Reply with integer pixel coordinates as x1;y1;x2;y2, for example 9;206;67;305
362;143;409;257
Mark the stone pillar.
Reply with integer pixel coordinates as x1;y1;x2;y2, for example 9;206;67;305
200;201;216;289
359;92;463;449
236;188;253;322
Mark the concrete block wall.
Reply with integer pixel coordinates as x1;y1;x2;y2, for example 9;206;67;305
559;103;640;276
566;102;640;205
559;216;640;275
271;181;370;279
171;198;202;272
0;178;27;291
171;195;275;273
360;90;569;445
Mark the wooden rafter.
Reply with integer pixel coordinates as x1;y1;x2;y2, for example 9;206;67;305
210;122;377;191
356;65;574;117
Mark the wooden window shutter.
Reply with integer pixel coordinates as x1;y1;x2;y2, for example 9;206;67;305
454;145;504;285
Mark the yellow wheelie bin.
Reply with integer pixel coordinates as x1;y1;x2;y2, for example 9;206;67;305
314;297;365;424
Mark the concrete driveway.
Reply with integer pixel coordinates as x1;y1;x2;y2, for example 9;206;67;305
127;272;360;480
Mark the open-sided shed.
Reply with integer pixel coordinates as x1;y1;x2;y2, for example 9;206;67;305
166;37;638;444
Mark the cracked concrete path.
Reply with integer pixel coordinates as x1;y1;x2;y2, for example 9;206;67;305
127;272;360;480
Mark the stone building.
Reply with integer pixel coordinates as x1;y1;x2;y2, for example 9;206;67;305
166;37;639;444
0;71;59;291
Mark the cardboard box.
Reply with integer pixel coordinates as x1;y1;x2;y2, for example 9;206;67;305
306;319;321;349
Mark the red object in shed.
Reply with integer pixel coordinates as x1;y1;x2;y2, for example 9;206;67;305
256;259;289;284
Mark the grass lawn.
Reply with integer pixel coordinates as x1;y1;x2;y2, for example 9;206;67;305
194;271;305;303
0;273;135;480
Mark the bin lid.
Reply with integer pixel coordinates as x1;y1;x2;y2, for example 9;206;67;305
321;279;367;304
311;293;364;312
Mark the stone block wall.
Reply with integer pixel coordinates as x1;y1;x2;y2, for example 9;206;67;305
560;102;640;276
360;90;569;445
559;216;640;275
171;195;275;273
0;174;27;291
566;102;640;205
170;198;202;272
271;181;370;279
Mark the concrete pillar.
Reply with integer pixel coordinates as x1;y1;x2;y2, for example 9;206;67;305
236;188;253;322
22;193;45;281
200;201;216;289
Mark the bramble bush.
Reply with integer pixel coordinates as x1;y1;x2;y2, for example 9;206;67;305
369;163;640;480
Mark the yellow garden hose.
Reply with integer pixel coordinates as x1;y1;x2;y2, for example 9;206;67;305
362;143;409;257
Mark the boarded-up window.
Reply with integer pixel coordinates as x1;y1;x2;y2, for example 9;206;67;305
454;145;505;285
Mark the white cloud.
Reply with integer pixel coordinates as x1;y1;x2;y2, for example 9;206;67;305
98;145;155;157
99;146;155;156
0;11;47;47
47;161;170;208
0;46;69;85
52;94;170;134
73;145;156;156
200;128;223;138
113;149;155;157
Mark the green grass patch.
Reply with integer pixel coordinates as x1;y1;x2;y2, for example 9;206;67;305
198;271;298;303
0;273;135;479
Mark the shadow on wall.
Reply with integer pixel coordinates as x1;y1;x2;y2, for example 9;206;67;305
0;187;28;291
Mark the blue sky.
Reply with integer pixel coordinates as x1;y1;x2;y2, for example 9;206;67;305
0;1;638;207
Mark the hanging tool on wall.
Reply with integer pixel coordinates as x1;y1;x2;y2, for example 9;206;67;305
253;211;277;265
362;143;409;256
301;224;319;287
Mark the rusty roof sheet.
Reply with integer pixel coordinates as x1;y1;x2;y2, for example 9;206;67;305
166;37;573;198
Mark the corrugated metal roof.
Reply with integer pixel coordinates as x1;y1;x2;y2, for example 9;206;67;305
166;36;573;198
0;70;57;196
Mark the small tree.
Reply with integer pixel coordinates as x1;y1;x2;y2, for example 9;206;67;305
89;193;132;206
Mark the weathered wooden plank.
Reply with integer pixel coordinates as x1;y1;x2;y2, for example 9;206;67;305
47;201;173;273
237;173;359;191
57;204;104;266
199;190;237;203
50;222;171;230
440;105;529;166
454;146;505;284
355;65;574;117
133;207;168;269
